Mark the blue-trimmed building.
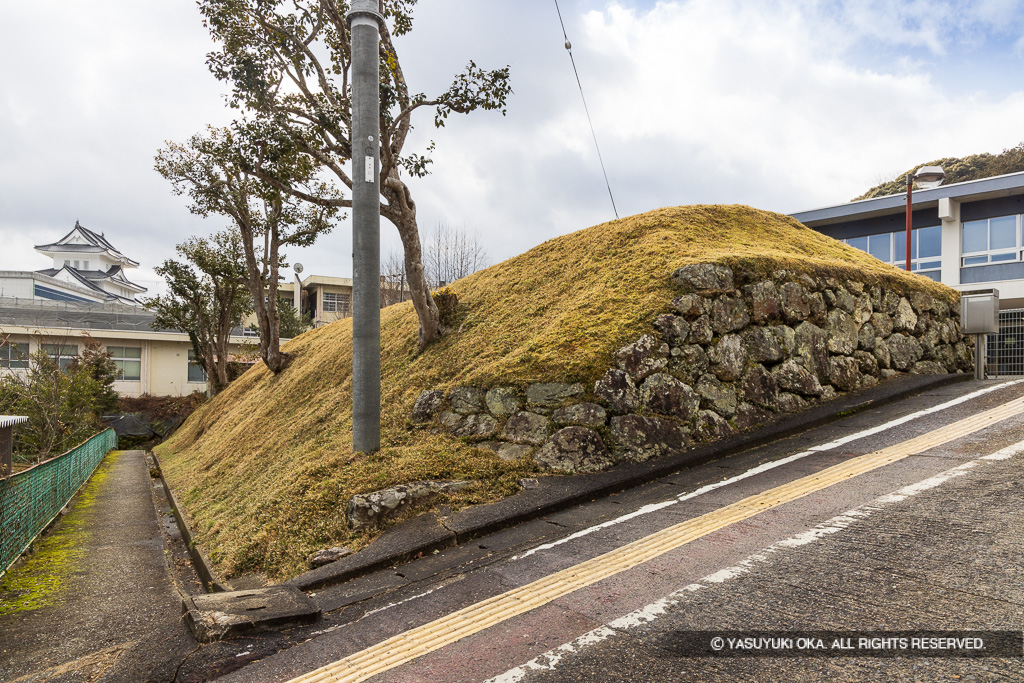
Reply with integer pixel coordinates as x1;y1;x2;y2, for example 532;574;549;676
0;221;146;305
792;171;1024;308
0;222;237;396
793;171;1024;375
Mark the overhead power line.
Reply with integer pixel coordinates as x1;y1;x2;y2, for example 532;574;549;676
554;0;620;220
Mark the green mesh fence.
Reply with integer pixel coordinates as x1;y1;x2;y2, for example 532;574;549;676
0;429;117;575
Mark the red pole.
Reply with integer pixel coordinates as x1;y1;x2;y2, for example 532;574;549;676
905;173;913;271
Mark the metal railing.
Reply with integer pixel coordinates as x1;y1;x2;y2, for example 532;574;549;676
985;309;1024;378
0;428;117;575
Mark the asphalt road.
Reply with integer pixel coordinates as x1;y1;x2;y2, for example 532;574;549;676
223;379;1024;683
6;379;1024;682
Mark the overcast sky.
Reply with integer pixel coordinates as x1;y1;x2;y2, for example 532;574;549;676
2;0;1024;296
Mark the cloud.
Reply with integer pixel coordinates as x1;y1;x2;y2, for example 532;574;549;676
406;0;1024;252
3;0;1024;289
0;1;229;282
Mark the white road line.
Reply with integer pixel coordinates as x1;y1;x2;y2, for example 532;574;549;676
306;582;455;639
487;435;1024;683
511;380;1020;561
361;584;444;618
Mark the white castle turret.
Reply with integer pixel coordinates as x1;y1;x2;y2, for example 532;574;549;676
32;221;146;305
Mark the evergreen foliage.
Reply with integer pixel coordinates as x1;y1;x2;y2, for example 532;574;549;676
155;127;338;373
144;231;253;394
194;0;512;352
856;142;1024;200
273;296;312;339
0;336;119;463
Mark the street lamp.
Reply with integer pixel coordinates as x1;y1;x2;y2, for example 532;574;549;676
905;165;946;271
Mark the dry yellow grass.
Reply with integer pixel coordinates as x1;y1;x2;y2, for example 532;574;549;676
156;205;956;580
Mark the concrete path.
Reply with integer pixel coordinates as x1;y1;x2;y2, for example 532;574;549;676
0;450;196;682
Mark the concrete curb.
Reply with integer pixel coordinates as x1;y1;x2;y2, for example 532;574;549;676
150;450;230;593
290;372;970;592
182;586;321;642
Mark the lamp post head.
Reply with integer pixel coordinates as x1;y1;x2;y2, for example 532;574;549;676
347;0;382;25
914;165;946;189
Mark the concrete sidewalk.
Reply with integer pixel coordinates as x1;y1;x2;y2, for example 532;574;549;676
0;450;196;682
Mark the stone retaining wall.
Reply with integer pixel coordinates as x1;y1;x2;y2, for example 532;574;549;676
410;263;972;476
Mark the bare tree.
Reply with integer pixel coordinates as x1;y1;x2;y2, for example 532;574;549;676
381;247;409;307
423;222;490;289
381;222;490;303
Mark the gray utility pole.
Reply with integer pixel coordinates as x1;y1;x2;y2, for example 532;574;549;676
348;0;382;454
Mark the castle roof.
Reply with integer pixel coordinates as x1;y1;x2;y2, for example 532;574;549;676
34;221;140;268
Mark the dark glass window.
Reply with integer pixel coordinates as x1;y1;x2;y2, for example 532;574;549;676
0;341;28;369
107;346;142;381
187;350;207;383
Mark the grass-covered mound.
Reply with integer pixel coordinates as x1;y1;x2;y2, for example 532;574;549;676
155;205;956;580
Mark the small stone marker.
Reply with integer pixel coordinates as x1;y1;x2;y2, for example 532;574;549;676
182;585;320;642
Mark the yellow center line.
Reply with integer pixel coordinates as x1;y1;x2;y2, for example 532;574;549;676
289;394;1024;683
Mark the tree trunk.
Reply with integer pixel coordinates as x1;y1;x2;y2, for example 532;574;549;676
258;233;289;372
192;320;224;395
214;324;231;393
213;288;237;393
383;182;441;352
238;220;290;373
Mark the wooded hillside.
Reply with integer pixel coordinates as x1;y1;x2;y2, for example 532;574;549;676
856;142;1024;200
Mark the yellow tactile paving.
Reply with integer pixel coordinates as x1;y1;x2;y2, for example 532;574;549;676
288;394;1024;683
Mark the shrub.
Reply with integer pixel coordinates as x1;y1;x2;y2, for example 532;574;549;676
0;336;117;464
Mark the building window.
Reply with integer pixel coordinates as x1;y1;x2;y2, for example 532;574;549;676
0;341;28;369
41;343;79;371
107;346;142;381
846;234;892;263
187;349;207;383
843;226;942;281
73;260;80;269
962;215;1020;266
322;291;351;316
83;260;90;270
